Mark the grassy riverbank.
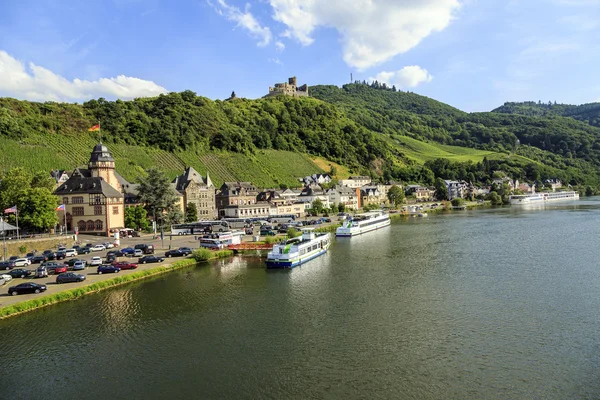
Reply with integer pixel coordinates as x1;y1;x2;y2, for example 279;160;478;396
0;250;234;320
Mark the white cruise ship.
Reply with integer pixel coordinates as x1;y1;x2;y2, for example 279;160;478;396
266;229;330;269
508;191;579;205
335;210;391;237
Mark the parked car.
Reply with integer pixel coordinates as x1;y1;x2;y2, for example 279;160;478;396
72;261;86;271
34;266;48;278
25;252;36;261
104;242;115;249
134;249;144;257
0;261;16;270
57;246;67;252
138;255;164;264
106;254;117;263
91;244;106;252
120;248;135;256
64;249;78;257
43;262;61;274
165;249;185;258
9;256;19;262
55;251;66;260
8;282;47;296
245;227;254;235
90;257;103;266
66;258;84;267
97;265;121;274
260;228;276;236
178;247;193;256
277;225;289;234
112;261;138;270
14;258;31;267
54;264;68;274
135;244;155;254
45;252;57;260
42;249;53;256
56;272;86;284
7;268;32;278
31;255;48;264
78;247;91;255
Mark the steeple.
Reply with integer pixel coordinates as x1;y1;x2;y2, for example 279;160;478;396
206;171;213;188
88;143;120;191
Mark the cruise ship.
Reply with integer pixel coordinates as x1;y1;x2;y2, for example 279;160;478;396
508;191;579;205
335;210;391;237
265;229;330;269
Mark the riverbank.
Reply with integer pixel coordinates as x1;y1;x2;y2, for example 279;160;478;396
0;250;233;319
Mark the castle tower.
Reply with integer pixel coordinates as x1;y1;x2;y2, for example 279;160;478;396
89;143;121;191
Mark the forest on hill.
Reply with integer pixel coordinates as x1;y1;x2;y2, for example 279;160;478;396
1;83;600;188
492;101;600;127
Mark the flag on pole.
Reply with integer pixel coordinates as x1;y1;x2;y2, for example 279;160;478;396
56;204;65;211
4;205;16;214
88;124;100;132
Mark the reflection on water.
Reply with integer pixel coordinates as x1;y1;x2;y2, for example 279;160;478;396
2;198;600;399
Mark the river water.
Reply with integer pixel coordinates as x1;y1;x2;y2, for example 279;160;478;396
2;200;600;399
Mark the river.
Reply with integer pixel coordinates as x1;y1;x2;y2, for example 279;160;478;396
2;200;600;399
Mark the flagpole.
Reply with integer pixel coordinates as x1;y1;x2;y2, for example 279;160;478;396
15;206;19;240
64;208;67;234
1;215;7;261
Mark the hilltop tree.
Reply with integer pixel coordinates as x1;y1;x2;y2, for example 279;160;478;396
434;178;449;201
125;205;150;231
185;203;198;222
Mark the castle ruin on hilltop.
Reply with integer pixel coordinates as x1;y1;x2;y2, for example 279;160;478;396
265;77;309;98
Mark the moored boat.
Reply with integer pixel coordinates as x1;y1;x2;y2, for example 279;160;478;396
509;191;579;205
266;229;330;269
335;210;390;237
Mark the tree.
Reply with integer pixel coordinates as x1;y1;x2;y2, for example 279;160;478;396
337;203;346;213
137;168;179;226
312;198;324;214
164;208;184;226
434;178;449;201
125;206;150;231
185;203;198;222
487;191;503;205
387;185;404;208
451;198;466;207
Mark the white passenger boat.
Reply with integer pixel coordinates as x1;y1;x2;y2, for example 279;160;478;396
335;210;390;237
265;229;330;269
508;191;579;205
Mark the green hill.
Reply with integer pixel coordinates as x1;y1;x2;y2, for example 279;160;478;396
1;84;600;189
492;101;600;127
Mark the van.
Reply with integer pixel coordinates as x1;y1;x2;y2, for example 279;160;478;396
134;244;155;254
65;249;78;257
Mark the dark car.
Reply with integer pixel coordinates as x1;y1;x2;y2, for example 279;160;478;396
55;251;66;260
7;268;32;278
106;254;117;263
165;249;185;258
78;247;91;255
42;249;53;256
8;282;47;296
31;255;48;264
120;248;135;256
97;265;121;274
9;256;19;262
43;262;61;274
135;244;155;254
56;272;86;284
26;252;36;260
178;247;193;256
66;258;84;267
138;256;164;264
45;252;57;260
260;228;276;236
0;261;15;270
112;261;138;270
277;225;289;234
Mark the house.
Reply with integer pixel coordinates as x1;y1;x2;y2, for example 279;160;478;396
415;187;435;202
172;167;216;220
220;203;271;219
339;176;372;189
518;182;536;194
444;180;468;200
280;188;300;202
216;182;259;218
300;174;332;186
546;179;562;192
297;185;331;209
50;170;70;188
361;186;389;206
54;143;125;236
327;186;360;210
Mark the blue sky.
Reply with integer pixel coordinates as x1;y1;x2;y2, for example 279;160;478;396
0;0;598;111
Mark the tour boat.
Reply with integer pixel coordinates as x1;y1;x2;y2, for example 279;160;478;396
335;210;391;237
265;229;330;269
508;191;579;205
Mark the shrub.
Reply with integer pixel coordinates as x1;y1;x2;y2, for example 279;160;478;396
451;198;466;207
192;248;213;262
18;245;27;254
286;228;301;238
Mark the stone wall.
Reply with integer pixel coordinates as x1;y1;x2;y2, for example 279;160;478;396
1;236;75;259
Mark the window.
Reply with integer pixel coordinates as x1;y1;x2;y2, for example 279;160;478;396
95;220;103;231
63;197;69;204
94;205;103;215
77;221;86;232
73;196;84;204
113;206;119;215
86;220;95;231
91;194;103;205
73;207;84;216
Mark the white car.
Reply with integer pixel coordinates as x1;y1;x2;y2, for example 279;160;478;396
65;249;78;257
90;257;103;266
91;244;106;252
1;274;12;282
134;249;143;257
14;258;31;267
104;243;115;249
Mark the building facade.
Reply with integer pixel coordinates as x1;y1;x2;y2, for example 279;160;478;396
266;76;309;98
216;182;259;218
339;176;372;189
173;167;216;220
55;144;125;236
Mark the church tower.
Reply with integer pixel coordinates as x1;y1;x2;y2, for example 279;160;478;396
88;143;121;191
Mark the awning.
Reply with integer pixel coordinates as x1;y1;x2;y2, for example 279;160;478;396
0;219;19;232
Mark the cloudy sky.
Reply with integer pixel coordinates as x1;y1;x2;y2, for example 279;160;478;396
0;0;598;111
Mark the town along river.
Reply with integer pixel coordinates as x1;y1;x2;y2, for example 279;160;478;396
3;199;600;399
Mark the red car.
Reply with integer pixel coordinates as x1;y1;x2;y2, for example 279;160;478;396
55;264;68;274
112;261;138;270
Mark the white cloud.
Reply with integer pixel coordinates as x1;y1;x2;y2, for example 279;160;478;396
268;0;461;70
369;66;433;89
275;41;285;52
210;0;272;47
269;57;283;66
0;50;167;102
